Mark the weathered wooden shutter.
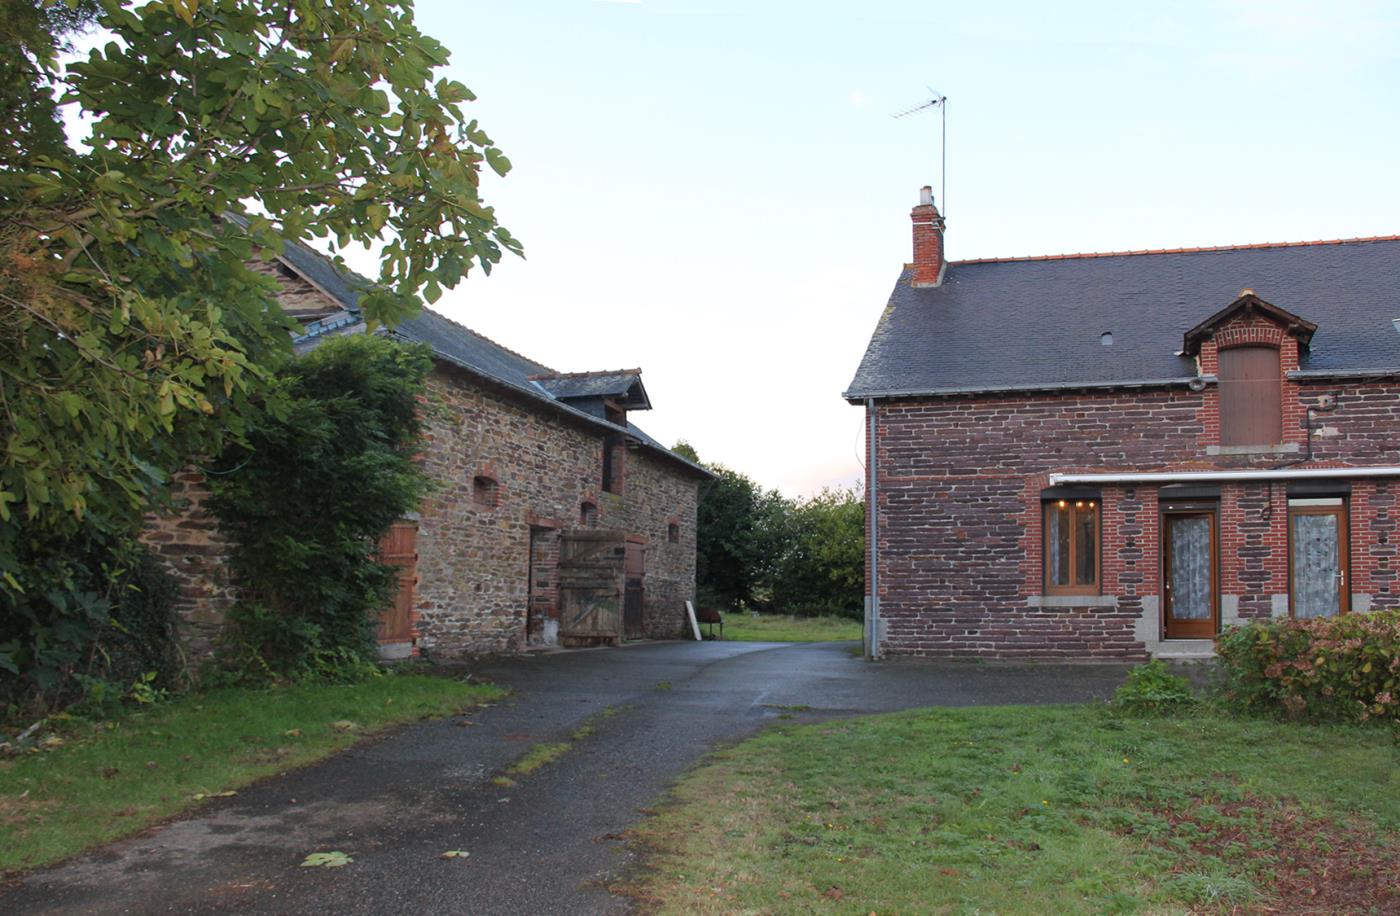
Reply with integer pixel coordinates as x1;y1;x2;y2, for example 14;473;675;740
1218;346;1282;446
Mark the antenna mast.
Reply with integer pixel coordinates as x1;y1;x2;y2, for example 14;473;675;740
892;90;947;218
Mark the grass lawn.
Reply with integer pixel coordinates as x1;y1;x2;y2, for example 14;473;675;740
716;611;863;643
0;673;504;875
622;705;1399;914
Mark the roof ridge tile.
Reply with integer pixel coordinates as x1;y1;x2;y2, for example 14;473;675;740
950;234;1400;266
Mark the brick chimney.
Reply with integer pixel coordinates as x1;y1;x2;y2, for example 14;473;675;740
910;185;945;287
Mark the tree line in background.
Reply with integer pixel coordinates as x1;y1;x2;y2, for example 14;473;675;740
673;443;864;620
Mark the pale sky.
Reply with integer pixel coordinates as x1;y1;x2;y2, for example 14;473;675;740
74;1;1400;497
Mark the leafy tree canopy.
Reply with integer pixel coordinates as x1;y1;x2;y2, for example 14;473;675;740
1;0;520;547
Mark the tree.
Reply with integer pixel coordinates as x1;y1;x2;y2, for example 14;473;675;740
1;0;518;696
768;487;864;619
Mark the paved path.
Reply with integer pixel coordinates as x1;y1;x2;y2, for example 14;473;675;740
4;641;1130;915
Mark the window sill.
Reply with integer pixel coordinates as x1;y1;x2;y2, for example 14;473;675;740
1027;595;1119;608
1206;443;1300;456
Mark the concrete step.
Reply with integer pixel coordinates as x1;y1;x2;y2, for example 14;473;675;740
1153;639;1216;660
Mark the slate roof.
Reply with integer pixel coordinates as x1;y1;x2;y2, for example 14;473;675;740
273;243;709;479
530;370;651;410
845;236;1400;400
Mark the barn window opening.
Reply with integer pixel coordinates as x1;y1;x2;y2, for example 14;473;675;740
472;475;498;508
667;522;680;543
602;435;624;494
1044;498;1099;595
580;500;598;527
1218;345;1282;446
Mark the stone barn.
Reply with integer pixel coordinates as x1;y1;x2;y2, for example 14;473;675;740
144;240;709;659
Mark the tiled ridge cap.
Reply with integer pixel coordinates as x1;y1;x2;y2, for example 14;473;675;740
527;368;643;381
938;234;1400;266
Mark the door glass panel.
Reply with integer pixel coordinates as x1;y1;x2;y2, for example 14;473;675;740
1292;513;1340;618
1075;504;1097;585
1047;504;1070;586
1169;516;1211;620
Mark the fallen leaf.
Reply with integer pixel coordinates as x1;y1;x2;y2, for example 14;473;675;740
822;886;844;901
192;790;238;801
145;761;159;770
285;729;302;738
300;851;352;868
440;850;470;859
41;736;64;749
454;720;476;728
330;721;358;733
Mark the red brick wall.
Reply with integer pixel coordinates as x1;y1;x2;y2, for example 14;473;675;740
868;370;1400;659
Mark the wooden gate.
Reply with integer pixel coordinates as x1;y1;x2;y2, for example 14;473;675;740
558;530;625;646
623;539;646;640
376;520;419;658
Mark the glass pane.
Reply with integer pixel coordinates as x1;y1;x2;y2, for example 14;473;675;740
1169;516;1211;620
1074;504;1097;586
1292;513;1340;618
1046;504;1070;586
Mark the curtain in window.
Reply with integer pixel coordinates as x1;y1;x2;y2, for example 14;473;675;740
1292;513;1340;618
1168;516;1211;620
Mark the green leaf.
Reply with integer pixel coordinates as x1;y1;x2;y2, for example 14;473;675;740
484;147;511;177
300;851;352;868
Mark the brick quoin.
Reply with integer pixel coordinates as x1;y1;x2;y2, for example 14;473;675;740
867;370;1400;660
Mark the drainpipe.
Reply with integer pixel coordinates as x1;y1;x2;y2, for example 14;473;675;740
866;398;880;661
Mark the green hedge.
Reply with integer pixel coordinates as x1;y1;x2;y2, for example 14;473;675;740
1216;610;1399;723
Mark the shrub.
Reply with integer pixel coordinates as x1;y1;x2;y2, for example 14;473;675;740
1112;660;1197;715
1215;610;1399;723
205;335;430;683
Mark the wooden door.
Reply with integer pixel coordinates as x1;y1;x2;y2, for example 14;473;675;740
1162;509;1217;638
1290;502;1348;618
376;520;418;645
623;540;645;640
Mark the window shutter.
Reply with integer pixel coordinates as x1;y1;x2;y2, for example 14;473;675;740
1218;346;1282;446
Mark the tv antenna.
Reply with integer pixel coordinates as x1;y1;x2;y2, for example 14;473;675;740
893;90;947;218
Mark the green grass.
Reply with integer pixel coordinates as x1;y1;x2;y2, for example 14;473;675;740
0;674;504;875
715;611;862;643
623;705;1399;914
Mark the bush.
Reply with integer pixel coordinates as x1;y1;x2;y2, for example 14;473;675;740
1112;660;1197;715
1215;610;1399;723
205;335;431;683
1;533;180;718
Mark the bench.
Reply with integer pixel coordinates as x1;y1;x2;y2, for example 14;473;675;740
694;606;723;639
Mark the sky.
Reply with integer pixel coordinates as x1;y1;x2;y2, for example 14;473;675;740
70;1;1400;497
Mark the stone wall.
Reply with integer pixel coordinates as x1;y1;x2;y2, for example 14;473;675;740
870;367;1400;659
408;364;699;657
139;469;238;658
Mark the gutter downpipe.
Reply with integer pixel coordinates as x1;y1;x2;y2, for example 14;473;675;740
866;398;880;662
1048;467;1400;486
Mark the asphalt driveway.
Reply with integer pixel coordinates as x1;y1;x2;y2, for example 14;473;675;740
3;641;1132;915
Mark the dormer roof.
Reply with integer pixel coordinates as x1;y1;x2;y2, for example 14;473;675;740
1180;292;1317;357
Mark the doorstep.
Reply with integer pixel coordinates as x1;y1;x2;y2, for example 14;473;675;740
1151;638;1216;660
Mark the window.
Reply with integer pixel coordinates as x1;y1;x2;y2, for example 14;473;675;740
1218;346;1282;446
602;435;624;494
580;500;598;527
667;522;680;543
472;475;498;508
1044;498;1099;594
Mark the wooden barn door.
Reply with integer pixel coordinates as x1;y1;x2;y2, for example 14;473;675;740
376;520;419;656
623;539;646;640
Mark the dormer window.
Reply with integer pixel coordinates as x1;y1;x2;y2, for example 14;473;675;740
1218;345;1282;446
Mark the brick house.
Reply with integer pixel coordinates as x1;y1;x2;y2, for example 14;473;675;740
846;186;1400;660
145;240;709;659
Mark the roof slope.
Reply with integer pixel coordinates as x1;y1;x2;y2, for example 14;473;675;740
273;243;708;479
846;237;1400;399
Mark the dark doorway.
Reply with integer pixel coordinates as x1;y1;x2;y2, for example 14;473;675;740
623;539;646;640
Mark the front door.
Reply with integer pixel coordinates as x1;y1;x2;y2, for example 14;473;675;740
1290;500;1349;618
1162;508;1217;638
